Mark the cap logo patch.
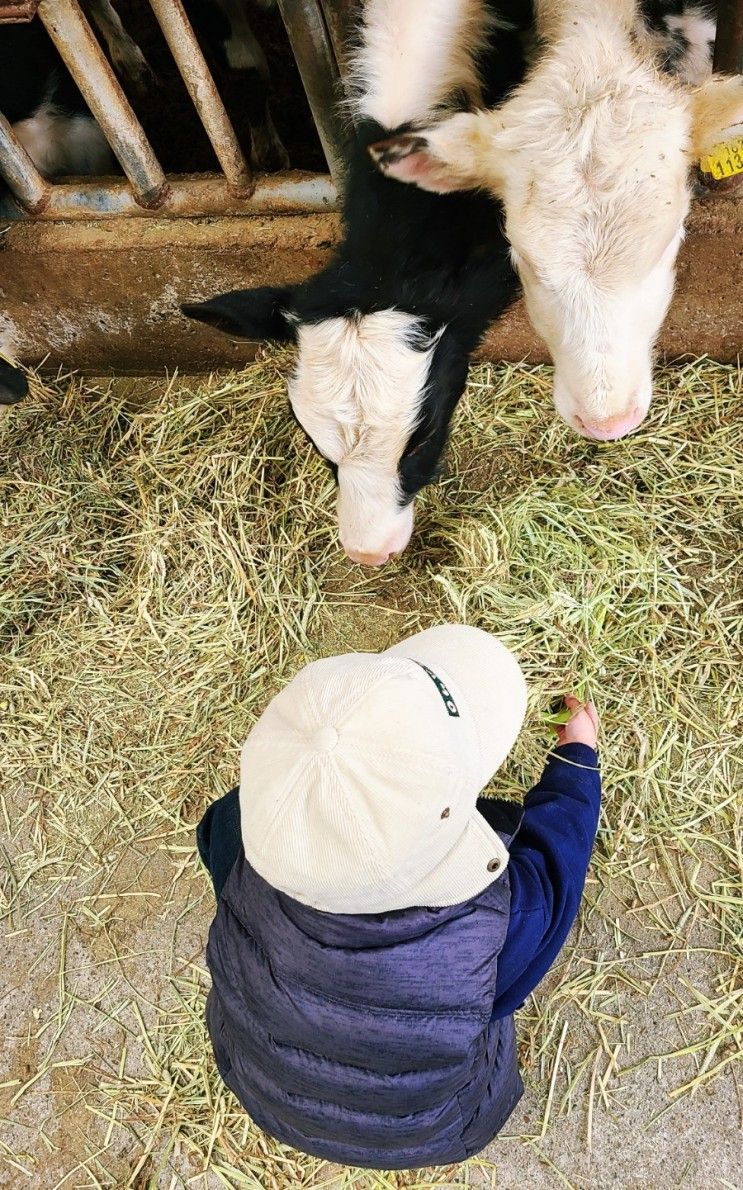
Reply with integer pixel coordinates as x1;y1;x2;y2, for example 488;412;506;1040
411;661;459;717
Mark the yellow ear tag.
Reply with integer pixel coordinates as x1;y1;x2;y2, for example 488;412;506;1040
699;136;743;180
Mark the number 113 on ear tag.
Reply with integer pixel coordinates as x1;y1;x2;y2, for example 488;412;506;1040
700;137;743;181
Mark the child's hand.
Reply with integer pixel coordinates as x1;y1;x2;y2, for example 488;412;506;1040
555;695;599;749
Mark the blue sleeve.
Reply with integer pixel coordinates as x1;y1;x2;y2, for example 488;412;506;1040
197;786;242;901
492;743;601;1018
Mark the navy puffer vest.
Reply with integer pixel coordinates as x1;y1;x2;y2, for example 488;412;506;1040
206;842;522;1169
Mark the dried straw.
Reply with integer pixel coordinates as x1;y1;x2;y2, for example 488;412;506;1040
1;353;740;1187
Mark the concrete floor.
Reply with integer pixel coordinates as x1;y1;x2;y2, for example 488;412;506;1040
3;843;740;1189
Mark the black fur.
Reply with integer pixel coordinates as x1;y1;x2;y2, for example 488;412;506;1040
0;22;90;126
639;0;718;74
185;5;528;509
398;332;470;500
0;360;28;406
181;286;295;341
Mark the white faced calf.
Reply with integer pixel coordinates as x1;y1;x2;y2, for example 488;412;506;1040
372;0;741;441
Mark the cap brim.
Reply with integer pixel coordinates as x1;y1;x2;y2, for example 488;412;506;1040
385;625;527;791
387;808;509;910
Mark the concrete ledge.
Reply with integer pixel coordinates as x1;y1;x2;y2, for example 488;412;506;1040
1;192;740;374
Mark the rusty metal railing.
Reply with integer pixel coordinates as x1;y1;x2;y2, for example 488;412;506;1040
0;0;347;219
3;0;739;222
148;0;252;195
0;0;39;19
41;0;168;207
0;111;50;213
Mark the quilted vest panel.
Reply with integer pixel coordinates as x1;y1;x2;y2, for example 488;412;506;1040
206;848;522;1169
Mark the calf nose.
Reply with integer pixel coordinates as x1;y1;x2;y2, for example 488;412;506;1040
577;404;644;441
345;548;392;567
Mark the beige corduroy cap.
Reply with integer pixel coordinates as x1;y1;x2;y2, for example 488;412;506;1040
239;624;528;914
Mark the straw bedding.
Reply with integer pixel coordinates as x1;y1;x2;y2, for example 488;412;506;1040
1;354;741;1187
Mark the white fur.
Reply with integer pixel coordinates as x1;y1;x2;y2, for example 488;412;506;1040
667;9;716;84
377;0;735;437
13;103;113;177
349;0;491;127
290;312;441;563
215;0;269;76
492;11;693;435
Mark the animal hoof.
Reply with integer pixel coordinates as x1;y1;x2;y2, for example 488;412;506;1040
369;135;425;172
250;141;291;173
112;47;155;96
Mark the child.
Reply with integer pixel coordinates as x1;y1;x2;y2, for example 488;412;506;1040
197;625;600;1169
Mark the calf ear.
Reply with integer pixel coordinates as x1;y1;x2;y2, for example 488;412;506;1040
181;286;296;342
690;76;743;158
369;111;500;195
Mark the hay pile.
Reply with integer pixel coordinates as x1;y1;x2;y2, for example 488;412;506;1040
1;355;741;1188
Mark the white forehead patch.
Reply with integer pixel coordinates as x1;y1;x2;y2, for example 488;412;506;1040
498;25;692;290
289;310;440;472
289;310;442;561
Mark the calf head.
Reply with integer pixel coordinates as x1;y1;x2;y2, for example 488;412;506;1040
371;15;743;441
183;285;472;565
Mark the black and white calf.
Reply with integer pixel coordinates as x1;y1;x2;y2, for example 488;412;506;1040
185;0;527;565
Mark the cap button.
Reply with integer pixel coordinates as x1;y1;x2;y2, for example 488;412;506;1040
311;726;339;752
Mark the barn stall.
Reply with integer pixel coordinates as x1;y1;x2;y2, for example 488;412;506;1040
1;5;742;1188
0;0;740;375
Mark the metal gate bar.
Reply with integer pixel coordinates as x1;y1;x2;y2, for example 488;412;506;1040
0;111;50;212
0;0;344;217
148;0;252;195
317;0;354;79
38;0;167;207
0;172;336;220
275;0;351;186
